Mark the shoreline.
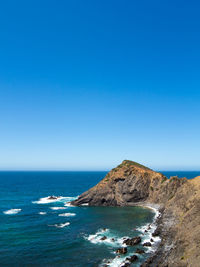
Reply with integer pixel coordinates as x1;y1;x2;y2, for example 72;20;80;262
136;203;173;267
74;202;164;267
133;202;164;267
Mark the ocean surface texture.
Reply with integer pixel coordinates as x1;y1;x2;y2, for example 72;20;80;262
0;171;198;267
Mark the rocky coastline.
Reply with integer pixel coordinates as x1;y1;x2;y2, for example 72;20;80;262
71;160;200;267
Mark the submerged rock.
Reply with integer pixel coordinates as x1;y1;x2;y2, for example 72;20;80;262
116;247;127;254
100;236;107;241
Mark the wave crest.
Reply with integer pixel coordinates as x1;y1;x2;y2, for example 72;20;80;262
58;213;76;217
3;209;21;215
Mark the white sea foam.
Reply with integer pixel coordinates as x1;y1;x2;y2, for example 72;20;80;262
86;228;128;248
58;213;76;217
88;205;162;267
50;207;67;210
32;195;78;204
102;256;129;267
81;203;89;206
101;251;137;267
100;204;162;267
39;212;47;215
3;209;21;215
50;222;70;228
136;204;161;252
64;202;75;207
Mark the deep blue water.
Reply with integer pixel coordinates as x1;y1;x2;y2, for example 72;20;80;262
0;171;199;267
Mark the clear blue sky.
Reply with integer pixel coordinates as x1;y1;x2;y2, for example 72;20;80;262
0;0;200;170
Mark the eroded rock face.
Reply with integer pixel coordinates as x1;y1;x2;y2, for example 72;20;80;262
72;160;166;206
72;160;200;267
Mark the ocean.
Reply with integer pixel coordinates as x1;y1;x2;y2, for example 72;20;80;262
0;171;199;267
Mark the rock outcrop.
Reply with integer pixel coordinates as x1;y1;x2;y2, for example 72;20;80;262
72;160;200;267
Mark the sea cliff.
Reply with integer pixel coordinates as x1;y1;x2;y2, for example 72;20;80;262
72;160;200;267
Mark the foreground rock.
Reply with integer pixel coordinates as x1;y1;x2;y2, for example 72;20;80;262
123;236;141;246
72;160;200;267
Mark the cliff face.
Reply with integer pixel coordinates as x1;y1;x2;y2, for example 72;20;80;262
73;160;187;206
72;160;200;267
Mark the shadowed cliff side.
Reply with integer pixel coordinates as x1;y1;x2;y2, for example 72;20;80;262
72;160;200;267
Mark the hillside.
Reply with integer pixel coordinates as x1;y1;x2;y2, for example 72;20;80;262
72;160;200;267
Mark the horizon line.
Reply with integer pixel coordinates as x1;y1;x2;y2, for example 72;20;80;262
0;169;200;172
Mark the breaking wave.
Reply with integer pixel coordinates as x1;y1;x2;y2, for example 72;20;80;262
38;212;47;215
3;209;22;215
58;213;76;217
50;207;67;210
32;195;78;204
136;205;161;252
85;228;128;247
49;222;70;228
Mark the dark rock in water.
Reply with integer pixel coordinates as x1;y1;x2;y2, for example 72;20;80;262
100;236;107;241
103;228;107;231
116;247;127;254
123;236;141;246
147;225;151;230
135;248;145;254
145;230;148;233
111;238;115;241
143;242;152;247
126;255;138;262
121;263;130;267
152;228;161;237
48;196;58;200
150;238;154;242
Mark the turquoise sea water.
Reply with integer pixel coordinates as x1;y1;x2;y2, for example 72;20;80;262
0;171;198;267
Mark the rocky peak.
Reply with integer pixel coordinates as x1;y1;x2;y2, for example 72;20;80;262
120;160;152;171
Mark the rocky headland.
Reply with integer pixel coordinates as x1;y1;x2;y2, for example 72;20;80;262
72;160;200;267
